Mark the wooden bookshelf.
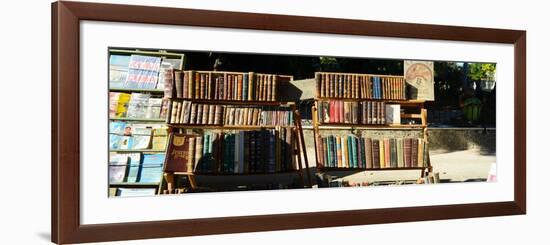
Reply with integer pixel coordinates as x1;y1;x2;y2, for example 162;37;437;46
159;70;312;194
312;72;433;181
108;48;185;196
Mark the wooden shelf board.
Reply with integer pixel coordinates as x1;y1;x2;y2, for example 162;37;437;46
168;124;294;129
318;167;428;171
109;149;166;153
170;98;294;106
315;97;425;104
110;117;166;122
109;182;160;186
315;72;404;78
317;123;425;129
109;48;184;58
109;87;165;94
169;170;299;176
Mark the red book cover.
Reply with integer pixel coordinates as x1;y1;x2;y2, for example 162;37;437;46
329;100;335;123
164;133;195;172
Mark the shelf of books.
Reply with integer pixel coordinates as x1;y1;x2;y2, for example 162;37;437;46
108;48;185;197
312;72;432;179
159;70;312;194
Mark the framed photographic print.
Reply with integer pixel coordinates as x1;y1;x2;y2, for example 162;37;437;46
52;1;526;244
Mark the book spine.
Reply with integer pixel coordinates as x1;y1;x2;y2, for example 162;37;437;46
181;71;188;99
351;137;358;168
411;138;418;167
242;73;248;101
174;70;183;98
248;72;254;101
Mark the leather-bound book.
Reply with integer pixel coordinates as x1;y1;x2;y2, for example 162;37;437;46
164;133;194;172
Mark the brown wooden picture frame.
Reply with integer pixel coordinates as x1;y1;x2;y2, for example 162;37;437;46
51;1;526;244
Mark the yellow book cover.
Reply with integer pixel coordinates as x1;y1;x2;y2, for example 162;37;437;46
417;139;424;167
151;128;168;150
115;93;131;117
342;136;348;168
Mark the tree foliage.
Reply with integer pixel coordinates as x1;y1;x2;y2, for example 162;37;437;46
467;63;496;81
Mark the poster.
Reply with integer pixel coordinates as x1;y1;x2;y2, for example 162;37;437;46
404;60;435;101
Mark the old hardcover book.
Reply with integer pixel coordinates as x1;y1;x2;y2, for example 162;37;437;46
187;137;196;172
194;73;200;99
351;136;358;168
174;70;183;98
335;136;342;168
397;138;404;168
181;101;191;124
411;138;418;167
358;136;364;168
378;139;385;168
201;104;209;124
182;70;189;99
404;138;412;168
384;138;390;168
372;139;380;168
194;136;203;172
188;71;195;99
197;103;204;124
390;138;397;168
365;138;372;169
214;105;222;125
164;133;193;172
171;101;181;124
248;72;255;100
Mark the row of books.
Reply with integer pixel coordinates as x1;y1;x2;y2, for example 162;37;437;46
167;101;223;125
109;122;168;150
109;54;182;90
316;135;428;169
222;107;293;126
164;129;295;174
172;71;289;101
108;152;165;184
315;72;406;100
109;92;169;119
317;100;401;125
167;101;294;126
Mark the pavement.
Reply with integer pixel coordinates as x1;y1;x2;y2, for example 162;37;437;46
327;148;496;184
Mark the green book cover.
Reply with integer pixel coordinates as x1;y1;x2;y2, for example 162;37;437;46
359;137;366;168
351;136;358;168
